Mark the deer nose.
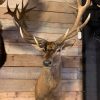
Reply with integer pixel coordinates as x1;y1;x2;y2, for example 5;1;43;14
43;60;51;67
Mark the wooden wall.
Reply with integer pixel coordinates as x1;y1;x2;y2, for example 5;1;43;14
0;0;82;100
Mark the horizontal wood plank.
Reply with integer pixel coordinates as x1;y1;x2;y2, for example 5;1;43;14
3;30;75;42
1;19;81;46
61;80;82;92
0;7;76;24
0;92;77;98
0;92;82;100
0;67;82;80
0;0;76;13
59;92;82;100
62;56;82;68
5;42;41;55
26;10;75;23
0;98;35;100
0;92;35;98
0;80;35;92
4;54;43;67
4;54;82;67
0;0;82;99
0;19;72;30
0;79;82;92
1;19;73;34
39;0;77;3
3;30;81;47
4;42;82;56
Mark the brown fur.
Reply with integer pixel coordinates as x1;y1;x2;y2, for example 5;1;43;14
35;54;62;100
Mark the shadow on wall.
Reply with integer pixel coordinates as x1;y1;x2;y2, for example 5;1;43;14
1;0;46;53
26;0;46;34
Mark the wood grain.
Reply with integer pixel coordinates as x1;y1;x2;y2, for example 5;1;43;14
0;79;82;92
0;7;76;24
0;92;82;100
0;0;83;99
4;42;81;56
26;10;75;23
1;19;73;30
0;0;77;11
1;19;73;34
0;79;35;92
0;67;82;80
3;30;81;47
4;55;82;67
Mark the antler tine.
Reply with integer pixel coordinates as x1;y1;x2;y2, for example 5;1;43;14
62;13;91;40
84;0;91;8
5;0;13;16
5;0;20;23
6;0;48;49
77;0;82;7
19;0;36;20
55;0;91;45
77;0;90;8
79;13;91;30
74;0;91;27
14;4;19;14
97;4;100;8
22;0;24;9
22;0;36;13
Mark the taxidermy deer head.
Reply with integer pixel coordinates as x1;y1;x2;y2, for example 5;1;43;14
0;0;6;68
6;0;91;99
5;0;91;61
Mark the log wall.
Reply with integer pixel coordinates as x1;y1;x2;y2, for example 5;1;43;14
0;0;82;100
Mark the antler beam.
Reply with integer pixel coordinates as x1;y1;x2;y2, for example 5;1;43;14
55;0;91;45
5;0;47;46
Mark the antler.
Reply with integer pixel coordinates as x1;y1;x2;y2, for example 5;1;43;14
5;0;59;59
6;0;91;60
97;4;100;7
55;0;91;45
5;0;47;48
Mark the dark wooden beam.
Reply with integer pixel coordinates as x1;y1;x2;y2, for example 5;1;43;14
82;0;98;100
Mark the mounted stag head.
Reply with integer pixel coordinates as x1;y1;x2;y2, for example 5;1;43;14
5;0;91;64
6;0;91;99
